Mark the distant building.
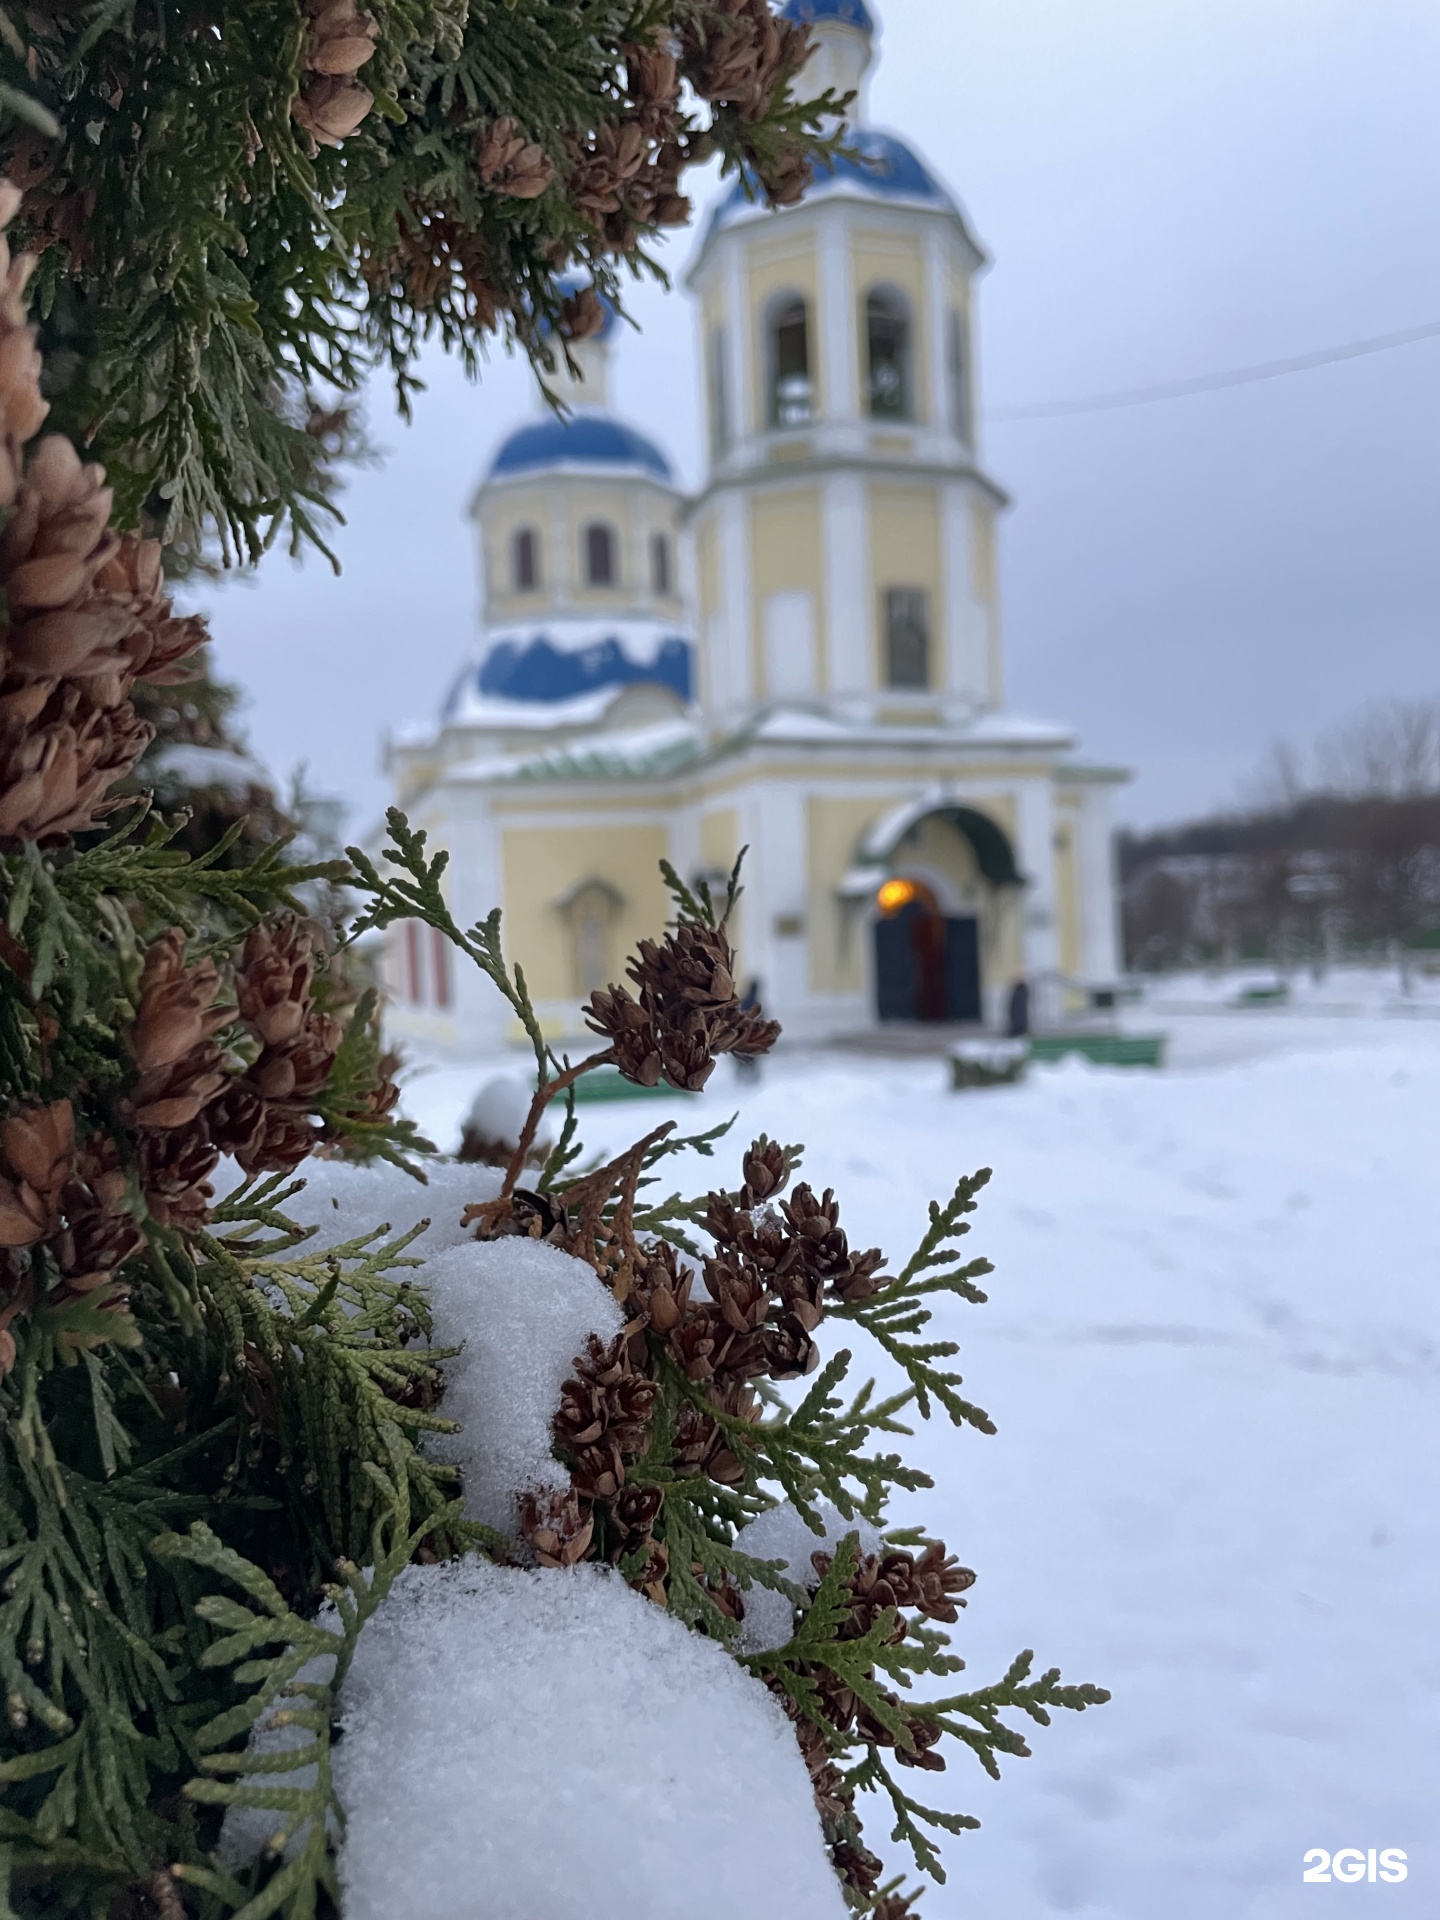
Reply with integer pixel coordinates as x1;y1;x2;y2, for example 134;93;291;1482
385;0;1124;1054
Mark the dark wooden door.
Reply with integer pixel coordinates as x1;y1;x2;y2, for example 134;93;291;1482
875;907;981;1022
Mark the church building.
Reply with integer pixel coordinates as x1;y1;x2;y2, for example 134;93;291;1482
384;0;1124;1056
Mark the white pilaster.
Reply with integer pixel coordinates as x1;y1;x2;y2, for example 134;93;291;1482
819;207;857;423
1014;780;1060;980
823;471;870;709
1075;784;1122;980
723;238;751;450
923;227;950;437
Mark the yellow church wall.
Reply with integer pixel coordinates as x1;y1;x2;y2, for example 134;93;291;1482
500;823;673;1004
701;806;740;875
806;794;900;994
747;486;826;694
803;790;1024;997
700;805;743;965
746;243;821;432
901;813;981;899
481;481;683;623
868;484;942;691
563;482;640;610
480;483;551;620
852;229;930;424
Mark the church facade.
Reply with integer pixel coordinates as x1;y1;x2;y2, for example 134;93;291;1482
384;0;1124;1056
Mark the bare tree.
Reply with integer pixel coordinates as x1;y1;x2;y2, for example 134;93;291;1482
1316;699;1440;799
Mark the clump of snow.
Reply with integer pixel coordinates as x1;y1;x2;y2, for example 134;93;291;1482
333;1558;848;1920
278;1157;503;1259
424;1235;622;1537
147;741;273;796
461;1072;533;1149
734;1503;882;1654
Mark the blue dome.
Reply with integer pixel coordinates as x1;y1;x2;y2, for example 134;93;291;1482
491;413;672;482
782;0;875;28
706;128;953;236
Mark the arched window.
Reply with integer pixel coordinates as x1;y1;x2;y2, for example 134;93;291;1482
768;295;813;427
883;586;930;689
947;309;972;443
866;288;912;419
650;530;672;596
511;526;539;591
559;879;623;997
584;521;616;587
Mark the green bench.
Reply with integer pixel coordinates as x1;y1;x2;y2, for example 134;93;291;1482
1027;1032;1167;1068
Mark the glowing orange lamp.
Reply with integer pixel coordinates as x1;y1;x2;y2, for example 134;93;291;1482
876;877;920;915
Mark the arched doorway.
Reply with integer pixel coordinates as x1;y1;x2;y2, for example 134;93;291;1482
873;877;982;1023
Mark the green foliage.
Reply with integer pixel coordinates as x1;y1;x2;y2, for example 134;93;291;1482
831;1171;999;1432
0;2;842;568
0;803;1108;1914
0;805;464;1917
155;1453;459;1920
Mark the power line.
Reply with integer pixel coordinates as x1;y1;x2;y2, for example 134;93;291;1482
983;317;1440;423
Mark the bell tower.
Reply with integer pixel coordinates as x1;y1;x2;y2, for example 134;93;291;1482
686;0;1006;732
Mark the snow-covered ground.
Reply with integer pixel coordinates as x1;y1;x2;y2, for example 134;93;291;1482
398;994;1439;1919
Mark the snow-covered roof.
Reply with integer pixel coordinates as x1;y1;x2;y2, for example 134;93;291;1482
504;716;702;784
702;128;962;241
782;0;875;24
489;411;673;482
752;705;1077;752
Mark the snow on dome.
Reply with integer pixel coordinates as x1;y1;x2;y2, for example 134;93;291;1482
490;412;672;481
333;1558;850;1920
782;0;875;29
441;613;696;714
476;629;692;705
704;127;955;236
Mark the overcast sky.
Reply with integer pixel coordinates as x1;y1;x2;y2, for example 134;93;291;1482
191;0;1440;837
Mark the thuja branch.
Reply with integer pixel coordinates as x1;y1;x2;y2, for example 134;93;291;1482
831;1170;998;1431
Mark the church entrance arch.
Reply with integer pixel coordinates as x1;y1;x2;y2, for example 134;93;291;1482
858;802;1024;1026
873;878;981;1023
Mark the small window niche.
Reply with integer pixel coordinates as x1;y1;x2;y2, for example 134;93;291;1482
866;288;912;420
511;525;540;592
558;878;624;998
769;295;814;427
650;530;672;596
883;586;930;689
584;521;617;587
947;309;973;444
